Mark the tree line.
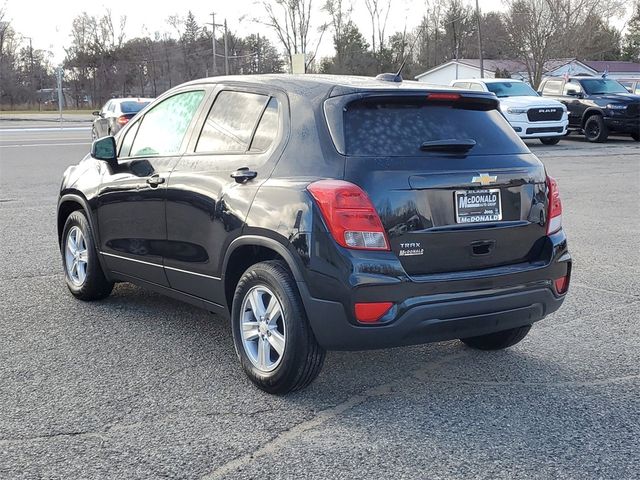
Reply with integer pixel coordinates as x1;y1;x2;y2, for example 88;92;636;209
1;0;639;109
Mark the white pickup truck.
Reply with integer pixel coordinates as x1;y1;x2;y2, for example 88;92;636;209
450;78;568;145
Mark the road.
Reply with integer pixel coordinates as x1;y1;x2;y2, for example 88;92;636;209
1;127;639;479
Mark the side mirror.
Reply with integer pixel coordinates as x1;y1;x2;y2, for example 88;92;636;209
91;136;118;167
92;110;101;117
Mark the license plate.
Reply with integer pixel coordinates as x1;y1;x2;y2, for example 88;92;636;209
454;189;502;223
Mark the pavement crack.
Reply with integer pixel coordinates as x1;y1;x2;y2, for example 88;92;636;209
200;351;467;480
413;373;640;387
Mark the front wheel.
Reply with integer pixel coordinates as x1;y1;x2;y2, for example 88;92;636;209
584;115;608;143
231;260;326;394
460;325;531;350
540;137;561;145
61;210;114;300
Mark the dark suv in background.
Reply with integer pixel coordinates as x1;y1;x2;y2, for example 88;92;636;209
539;76;640;142
58;75;571;393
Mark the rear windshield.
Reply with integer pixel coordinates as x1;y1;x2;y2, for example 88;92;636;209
344;99;527;156
120;101;150;114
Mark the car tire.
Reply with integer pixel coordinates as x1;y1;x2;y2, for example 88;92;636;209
61;210;114;301
460;325;531;350
231;260;326;394
540;137;561;145
584;115;608;143
632;132;639;141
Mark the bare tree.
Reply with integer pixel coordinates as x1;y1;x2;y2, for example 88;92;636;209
363;0;391;63
503;0;561;87
261;0;327;70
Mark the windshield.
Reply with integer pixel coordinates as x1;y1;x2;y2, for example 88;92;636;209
120;101;150;114
485;82;538;97
580;79;628;95
343;99;527;156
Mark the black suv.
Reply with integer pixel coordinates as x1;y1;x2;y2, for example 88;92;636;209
57;75;571;393
539;76;640;142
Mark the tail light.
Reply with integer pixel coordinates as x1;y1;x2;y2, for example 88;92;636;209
117;115;129;126
546;175;562;234
427;93;461;101
307;180;389;250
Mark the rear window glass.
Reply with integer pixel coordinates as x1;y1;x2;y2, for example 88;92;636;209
120;101;150;113
343;99;527;156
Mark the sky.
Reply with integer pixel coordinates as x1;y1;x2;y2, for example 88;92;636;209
3;0;633;65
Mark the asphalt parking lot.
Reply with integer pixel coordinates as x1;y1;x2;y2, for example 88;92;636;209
1;124;639;479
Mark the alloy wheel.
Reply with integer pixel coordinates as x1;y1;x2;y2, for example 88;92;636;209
240;285;286;372
65;226;88;286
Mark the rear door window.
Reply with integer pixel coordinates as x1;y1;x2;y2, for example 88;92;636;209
196;91;269;153
343;98;527;157
542;79;564;96
249;97;279;152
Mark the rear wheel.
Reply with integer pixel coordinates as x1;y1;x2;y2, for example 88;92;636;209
231;260;325;394
540;137;561;145
460;325;531;350
584;115;608;143
61;210;114;300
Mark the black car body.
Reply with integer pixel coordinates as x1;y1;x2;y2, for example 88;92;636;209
91;98;153;139
539;76;640;142
58;75;571;393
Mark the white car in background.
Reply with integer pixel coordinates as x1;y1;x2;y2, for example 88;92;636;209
450;78;568;145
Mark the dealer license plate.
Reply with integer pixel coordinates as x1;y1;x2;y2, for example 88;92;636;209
454;189;502;224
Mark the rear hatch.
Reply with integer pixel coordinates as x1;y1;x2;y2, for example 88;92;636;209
325;91;549;276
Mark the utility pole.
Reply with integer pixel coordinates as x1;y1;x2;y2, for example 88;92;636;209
211;12;217;76
224;19;229;75
56;67;63;127
25;37;35;105
257;33;261;73
476;0;484;78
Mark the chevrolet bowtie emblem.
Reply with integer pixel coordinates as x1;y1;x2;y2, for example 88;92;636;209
471;173;498;186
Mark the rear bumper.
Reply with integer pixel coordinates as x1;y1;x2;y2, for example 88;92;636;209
301;284;565;350
300;230;571;351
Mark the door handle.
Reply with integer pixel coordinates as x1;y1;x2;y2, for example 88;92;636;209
231;167;258;183
146;175;165;187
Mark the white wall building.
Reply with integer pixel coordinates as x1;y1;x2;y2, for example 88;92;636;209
415;58;640;87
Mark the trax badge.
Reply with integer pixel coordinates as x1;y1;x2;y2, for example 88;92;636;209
471;173;498;186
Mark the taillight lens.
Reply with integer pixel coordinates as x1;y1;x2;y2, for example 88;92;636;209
427;93;461;101
117;115;129;126
546;175;562;234
307;180;389;250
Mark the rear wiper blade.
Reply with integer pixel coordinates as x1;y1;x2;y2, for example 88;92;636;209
419;139;477;153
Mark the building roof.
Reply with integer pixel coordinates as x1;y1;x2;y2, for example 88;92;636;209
581;60;640;73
